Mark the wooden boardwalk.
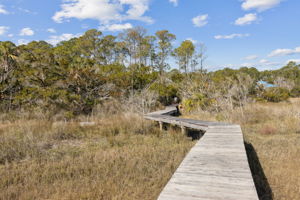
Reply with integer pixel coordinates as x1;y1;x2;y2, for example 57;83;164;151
145;107;258;200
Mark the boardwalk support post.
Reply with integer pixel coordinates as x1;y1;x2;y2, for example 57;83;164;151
181;125;187;135
159;121;164;131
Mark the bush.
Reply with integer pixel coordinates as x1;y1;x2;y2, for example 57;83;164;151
182;93;214;112
149;82;178;105
291;86;300;97
262;87;290;102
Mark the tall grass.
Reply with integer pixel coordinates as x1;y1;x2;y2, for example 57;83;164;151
0;112;195;200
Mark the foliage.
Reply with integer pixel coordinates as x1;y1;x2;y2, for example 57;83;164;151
261;87;290;102
149;79;178;105
183;93;214;112
173;40;195;73
1;27;300;117
291;85;300;97
155;30;176;74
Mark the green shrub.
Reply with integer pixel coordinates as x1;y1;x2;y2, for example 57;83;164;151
149;82;178;105
183;93;214;112
291;86;300;97
262;87;290;102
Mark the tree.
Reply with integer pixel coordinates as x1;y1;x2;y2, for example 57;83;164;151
155;30;176;75
114;41;129;65
0;41;18;85
75;29;102;66
144;36;156;69
173;40;195;74
0;41;18;111
197;43;207;72
98;35;116;65
14;41;59;109
54;38;79;68
17;41;56;87
77;29;102;58
119;26;147;67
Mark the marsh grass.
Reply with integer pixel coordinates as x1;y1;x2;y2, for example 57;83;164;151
184;98;300;200
0;113;195;200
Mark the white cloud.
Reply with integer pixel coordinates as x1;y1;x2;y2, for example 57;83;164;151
169;0;178;7
235;13;257;26
268;46;300;57
47;28;56;33
8;34;14;38
241;62;256;67
0;5;9;14
244;55;258;60
19;27;35;36
240;59;280;70
99;23;133;32
0;26;9;35
17;7;37;15
242;0;282;12
192;14;208;27
186;38;197;44
47;33;81;45
53;0;153;25
259;59;269;64
214;33;250;40
18;39;30;45
259;59;280;66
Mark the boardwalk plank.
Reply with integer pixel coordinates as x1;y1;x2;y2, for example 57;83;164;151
144;107;258;200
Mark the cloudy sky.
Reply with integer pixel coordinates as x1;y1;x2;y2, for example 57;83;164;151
0;0;300;70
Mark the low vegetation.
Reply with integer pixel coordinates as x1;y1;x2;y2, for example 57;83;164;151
0;110;195;200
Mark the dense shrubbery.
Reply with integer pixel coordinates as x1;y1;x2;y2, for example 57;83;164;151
1;28;300;116
291;86;300;97
261;87;290;102
183;93;214;112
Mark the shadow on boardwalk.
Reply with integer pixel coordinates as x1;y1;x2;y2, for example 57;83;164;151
245;142;273;200
187;129;205;140
166;124;205;140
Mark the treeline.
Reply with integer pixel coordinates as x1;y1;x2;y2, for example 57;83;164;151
1;27;300;117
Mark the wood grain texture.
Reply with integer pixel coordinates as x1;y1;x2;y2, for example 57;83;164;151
145;107;258;200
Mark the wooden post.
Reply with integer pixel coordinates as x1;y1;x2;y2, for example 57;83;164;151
159;121;163;131
181;126;187;135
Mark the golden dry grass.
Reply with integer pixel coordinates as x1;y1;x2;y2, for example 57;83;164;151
184;98;300;200
0;113;195;200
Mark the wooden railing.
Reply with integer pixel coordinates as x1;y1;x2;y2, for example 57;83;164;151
145;106;259;200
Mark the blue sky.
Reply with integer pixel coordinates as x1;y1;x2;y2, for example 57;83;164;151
0;0;300;71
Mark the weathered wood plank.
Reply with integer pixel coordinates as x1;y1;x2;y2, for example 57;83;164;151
144;107;258;200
